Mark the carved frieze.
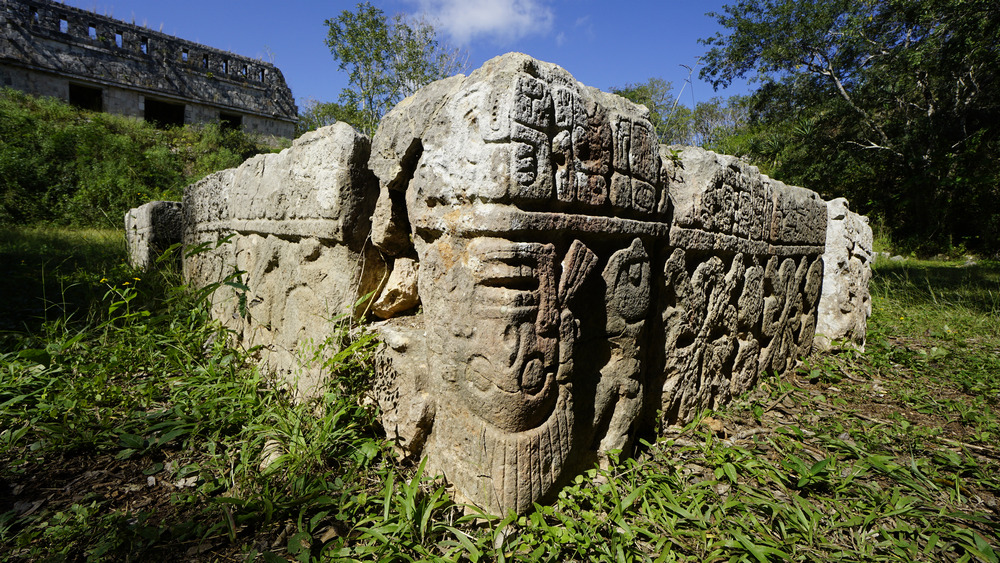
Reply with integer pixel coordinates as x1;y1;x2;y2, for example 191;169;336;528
369;54;828;514
152;53;842;516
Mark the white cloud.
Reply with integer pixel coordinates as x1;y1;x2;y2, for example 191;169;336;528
408;0;555;45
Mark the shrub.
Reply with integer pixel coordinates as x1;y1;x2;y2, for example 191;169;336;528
0;88;273;227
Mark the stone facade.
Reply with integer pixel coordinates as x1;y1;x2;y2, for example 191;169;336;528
133;53;866;517
0;0;296;138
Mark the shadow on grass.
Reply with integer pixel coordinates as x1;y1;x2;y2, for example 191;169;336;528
0;226;129;346
872;258;1000;316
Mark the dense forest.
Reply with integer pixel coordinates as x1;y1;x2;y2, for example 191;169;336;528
698;0;1000;254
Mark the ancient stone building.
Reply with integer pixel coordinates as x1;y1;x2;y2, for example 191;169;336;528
0;0;296;138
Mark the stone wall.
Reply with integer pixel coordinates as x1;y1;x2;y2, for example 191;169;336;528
0;0;296;138
367;54;827;514
182;124;383;394
131;53;869;517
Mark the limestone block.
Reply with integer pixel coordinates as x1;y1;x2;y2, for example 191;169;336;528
368;53;828;515
372;257;420;319
815;198;873;351
667;146;770;241
182;123;383;394
124;200;184;270
370;53;670;515
768;179;828;248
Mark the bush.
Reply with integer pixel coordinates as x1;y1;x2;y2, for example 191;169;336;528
0;88;273;228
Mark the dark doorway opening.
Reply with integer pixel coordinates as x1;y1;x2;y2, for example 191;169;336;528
220;112;243;132
69;84;103;112
144;99;185;128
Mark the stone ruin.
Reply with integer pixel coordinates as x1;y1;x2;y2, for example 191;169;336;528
125;53;873;515
125;201;184;271
1;0;297;138
814;198;873;351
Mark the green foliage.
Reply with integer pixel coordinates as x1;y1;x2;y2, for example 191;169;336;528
700;0;1000;253
295;97;370;137
611;79;749;149
324;2;466;135
611;78;688;144
0;88;272;228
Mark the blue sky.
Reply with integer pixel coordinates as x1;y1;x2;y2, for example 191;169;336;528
59;0;750;110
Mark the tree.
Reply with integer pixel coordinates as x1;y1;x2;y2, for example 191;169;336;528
611;78;694;144
699;0;1000;252
690;96;749;150
611;80;749;150
296;98;367;137
324;3;466;135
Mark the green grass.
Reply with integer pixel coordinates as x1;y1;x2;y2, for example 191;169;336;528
0;226;131;338
1;228;997;561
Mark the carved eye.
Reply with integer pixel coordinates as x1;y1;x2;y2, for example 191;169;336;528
628;261;643;286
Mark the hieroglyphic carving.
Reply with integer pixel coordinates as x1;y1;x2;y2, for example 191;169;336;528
157;53;845;517
501;71;657;216
366;54;830;515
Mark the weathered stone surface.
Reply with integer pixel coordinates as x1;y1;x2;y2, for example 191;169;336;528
148;52;859;517
182;124;383;394
372;257;420;319
368;53;829;515
125;200;183;271
815;198;873;351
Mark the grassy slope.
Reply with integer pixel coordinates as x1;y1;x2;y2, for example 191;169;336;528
0;88;279;228
0;228;997;562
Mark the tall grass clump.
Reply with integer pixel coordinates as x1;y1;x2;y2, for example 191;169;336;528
0;227;393;560
0;88;275;228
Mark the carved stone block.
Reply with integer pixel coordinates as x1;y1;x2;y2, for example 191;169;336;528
181;124;383;394
368;54;829;515
815;198;873;351
153;53;861;517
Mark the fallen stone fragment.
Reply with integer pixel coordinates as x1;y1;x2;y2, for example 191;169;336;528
372;257;420;319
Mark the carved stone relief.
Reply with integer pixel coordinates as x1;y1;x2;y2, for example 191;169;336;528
368;54;828;514
142;53;852;516
181;124;383;395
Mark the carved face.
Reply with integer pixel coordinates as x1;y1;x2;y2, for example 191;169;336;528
422;237;561;433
